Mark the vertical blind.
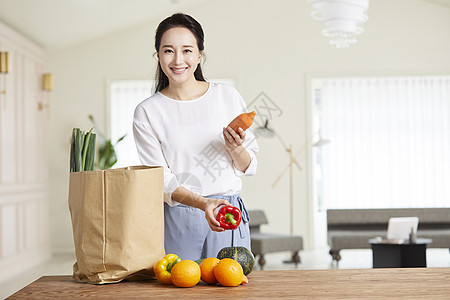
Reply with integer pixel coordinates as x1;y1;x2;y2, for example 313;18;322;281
314;76;450;209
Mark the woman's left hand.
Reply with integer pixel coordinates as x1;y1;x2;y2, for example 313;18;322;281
223;126;245;152
203;198;232;232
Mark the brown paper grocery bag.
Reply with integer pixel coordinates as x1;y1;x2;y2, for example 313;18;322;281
68;165;164;284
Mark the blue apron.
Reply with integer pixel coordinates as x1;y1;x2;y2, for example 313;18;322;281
163;194;251;260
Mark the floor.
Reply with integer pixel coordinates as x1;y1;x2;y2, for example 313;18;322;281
2;248;450;298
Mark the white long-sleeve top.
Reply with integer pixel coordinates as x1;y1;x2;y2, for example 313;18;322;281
133;82;259;206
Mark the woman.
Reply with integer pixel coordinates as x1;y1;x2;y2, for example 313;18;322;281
133;13;259;260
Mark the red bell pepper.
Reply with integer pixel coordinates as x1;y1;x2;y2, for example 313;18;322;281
216;206;242;230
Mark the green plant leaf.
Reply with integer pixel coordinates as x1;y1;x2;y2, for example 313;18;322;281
98;140;118;170
115;134;127;145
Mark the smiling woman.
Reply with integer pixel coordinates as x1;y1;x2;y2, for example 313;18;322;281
132;13;259;261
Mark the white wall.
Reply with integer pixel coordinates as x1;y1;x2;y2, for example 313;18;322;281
0;21;50;279
47;0;450;253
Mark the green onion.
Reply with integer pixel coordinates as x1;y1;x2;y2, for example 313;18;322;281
81;128;93;171
74;129;83;172
85;133;96;171
70;129;76;172
70;127;96;172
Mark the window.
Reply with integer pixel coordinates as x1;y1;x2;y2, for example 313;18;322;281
110;80;153;168
312;76;450;210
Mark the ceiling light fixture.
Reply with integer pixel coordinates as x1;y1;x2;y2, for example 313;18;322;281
308;0;370;48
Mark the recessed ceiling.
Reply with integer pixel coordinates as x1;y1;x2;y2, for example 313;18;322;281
0;0;209;51
0;0;448;52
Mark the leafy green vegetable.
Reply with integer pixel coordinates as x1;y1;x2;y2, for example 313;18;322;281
85;132;96;171
70;128;96;172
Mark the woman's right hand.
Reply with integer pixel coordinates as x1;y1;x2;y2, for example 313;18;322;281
201;197;232;232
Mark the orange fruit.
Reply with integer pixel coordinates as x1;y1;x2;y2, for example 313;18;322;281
200;257;220;284
213;258;243;287
241;275;248;285
171;260;201;288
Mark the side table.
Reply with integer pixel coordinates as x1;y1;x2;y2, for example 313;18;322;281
369;238;432;268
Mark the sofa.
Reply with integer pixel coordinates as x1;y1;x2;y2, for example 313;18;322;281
248;210;303;269
327;208;450;262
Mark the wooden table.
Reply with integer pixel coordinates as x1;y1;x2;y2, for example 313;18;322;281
8;268;450;299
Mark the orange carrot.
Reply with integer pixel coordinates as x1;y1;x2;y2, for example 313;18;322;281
227;111;256;132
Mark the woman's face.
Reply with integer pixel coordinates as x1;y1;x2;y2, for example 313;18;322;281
158;27;202;86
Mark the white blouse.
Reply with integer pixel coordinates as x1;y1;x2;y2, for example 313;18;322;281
133;82;259;206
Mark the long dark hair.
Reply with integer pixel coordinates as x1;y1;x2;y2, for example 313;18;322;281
154;13;206;93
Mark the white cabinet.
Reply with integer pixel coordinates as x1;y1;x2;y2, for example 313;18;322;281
0;21;50;281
